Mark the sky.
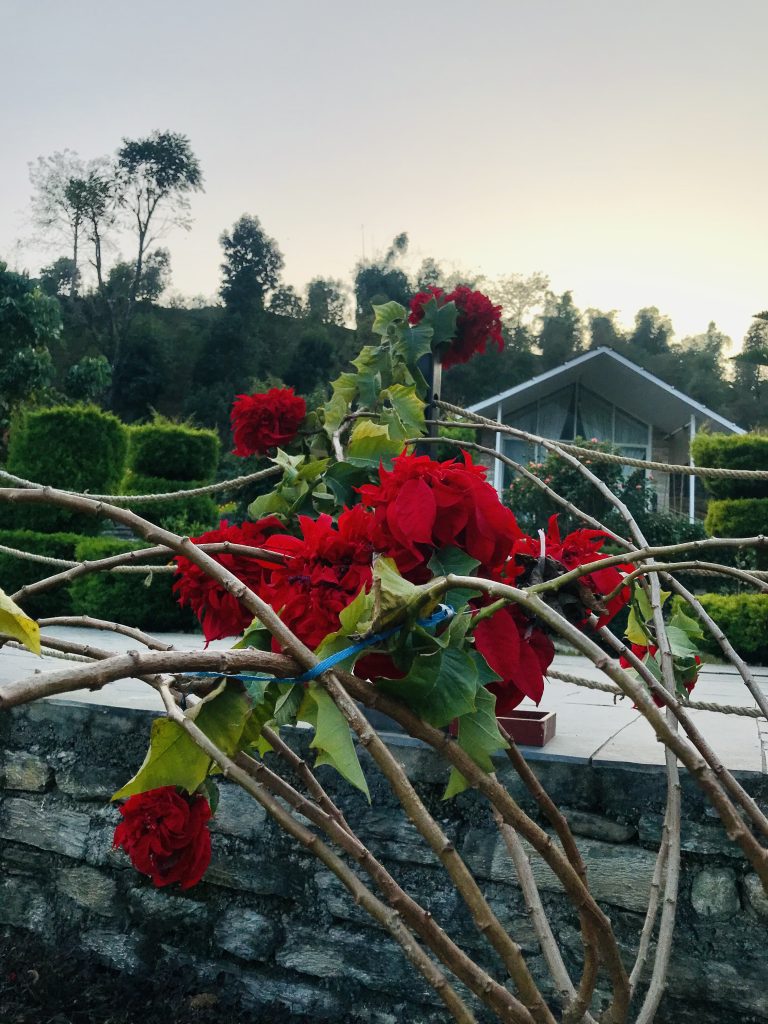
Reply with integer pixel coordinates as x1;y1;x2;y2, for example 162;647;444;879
1;0;766;345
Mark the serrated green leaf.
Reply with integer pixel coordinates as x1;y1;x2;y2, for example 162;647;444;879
666;624;698;658
346;419;404;469
305;683;370;799
378;645;478;728
323;391;350;438
371;300;407;336
248;489;289;520
443;687;507;799
419;296;458;346
372;556;439;631
427;546;481;609
0;586;40;655
323;461;370;507
113;682;251;799
669;607;704;640
393;322;434;370
274;683;305;726
314;586;375;662
380;383;425;441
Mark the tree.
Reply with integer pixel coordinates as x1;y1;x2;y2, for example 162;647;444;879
38;257;79;297
584;308;624;349
269;285;304;318
116;131;202;311
0;261;61;428
353;232;411;328
64;354;112;404
536;290;583;369
28;151;95;297
630;306;673;356
415;257;444;291
106;248;171;304
730;313;768;426
219;214;284;317
305;277;348;325
485;272;550;331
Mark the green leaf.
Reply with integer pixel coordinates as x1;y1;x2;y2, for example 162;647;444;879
199;778;220;815
428;546;481;609
372;556;439;631
380;383;426;441
378;645;478;728
305;683;370;799
323;461;370;507
625;606;650;645
443;687;507;799
371;300;407;336
666;624;698;658
393;323;434;369
233;619;272;651
0;586;40;655
274;683;305;726
314;586;376;663
419;296;458;346
248;489;289;519
346;419;404;469
113;682;251;799
669;607;704;640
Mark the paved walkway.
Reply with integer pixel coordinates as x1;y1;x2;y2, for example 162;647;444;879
2;628;767;774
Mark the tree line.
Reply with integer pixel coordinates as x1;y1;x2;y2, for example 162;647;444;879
1;129;766;446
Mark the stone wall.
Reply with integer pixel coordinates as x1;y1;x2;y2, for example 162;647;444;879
1;698;767;1023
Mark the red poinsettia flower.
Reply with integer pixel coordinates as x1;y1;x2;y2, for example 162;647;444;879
515;515;632;626
113;787;211;890
408;285;504;369
473;605;555;716
264;504;378;651
619;642;701;706
231;386;306;456
173;518;284;642
358;452;522;581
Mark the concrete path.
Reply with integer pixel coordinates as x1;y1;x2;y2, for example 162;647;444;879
2;628;767;774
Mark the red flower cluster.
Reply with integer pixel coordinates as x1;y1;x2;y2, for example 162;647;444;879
173;518;283;643
264;505;377;650
408;286;504;369
515;516;631;627
358;452;521;580
113;787;211;890
619;642;700;706
231;386;306;457
473;605;555;716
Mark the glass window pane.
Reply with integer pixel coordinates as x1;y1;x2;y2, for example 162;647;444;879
614;408;647;446
537;386;573;441
578;389;614;443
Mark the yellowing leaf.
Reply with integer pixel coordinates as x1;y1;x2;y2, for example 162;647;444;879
0;587;40;655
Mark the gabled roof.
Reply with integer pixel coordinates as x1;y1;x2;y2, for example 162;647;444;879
467;347;744;435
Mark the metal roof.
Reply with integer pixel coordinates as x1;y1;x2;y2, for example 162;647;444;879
466;347;744;435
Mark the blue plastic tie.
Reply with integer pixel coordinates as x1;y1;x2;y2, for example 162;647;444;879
184;603;454;687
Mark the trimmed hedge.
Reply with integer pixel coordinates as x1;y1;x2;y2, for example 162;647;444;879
120;472;219;531
704;498;768;569
691;432;768;499
673;593;768;664
69;537;197;632
128;419;220;482
0;529;81;618
4;405;128;534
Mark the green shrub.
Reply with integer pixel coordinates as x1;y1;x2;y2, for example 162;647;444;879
672;593;768;663
69;537;197;633
704;499;768;569
0;529;81;618
128;419;220;482
691;432;768;499
4;405;128;533
120;472;219;532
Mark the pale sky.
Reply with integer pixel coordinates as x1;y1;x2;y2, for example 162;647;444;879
1;0;766;344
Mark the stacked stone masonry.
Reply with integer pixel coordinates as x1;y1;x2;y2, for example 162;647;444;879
1;699;767;1023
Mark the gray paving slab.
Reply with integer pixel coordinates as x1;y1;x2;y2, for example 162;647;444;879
1;628;766;773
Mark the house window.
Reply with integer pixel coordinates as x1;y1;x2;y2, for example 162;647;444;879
500;384;649;487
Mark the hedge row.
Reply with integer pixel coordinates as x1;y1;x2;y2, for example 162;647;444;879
704;499;768;569
4;405;129;534
127;419;220;481
0;530;196;632
673;593;768;664
691;432;768;499
120;472;219;531
0;530;82;618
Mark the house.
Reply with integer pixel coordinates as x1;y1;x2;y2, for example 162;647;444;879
466;346;744;521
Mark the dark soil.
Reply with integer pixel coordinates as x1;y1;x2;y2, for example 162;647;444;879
0;934;288;1024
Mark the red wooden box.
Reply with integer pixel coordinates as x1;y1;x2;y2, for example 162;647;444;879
497;710;556;747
